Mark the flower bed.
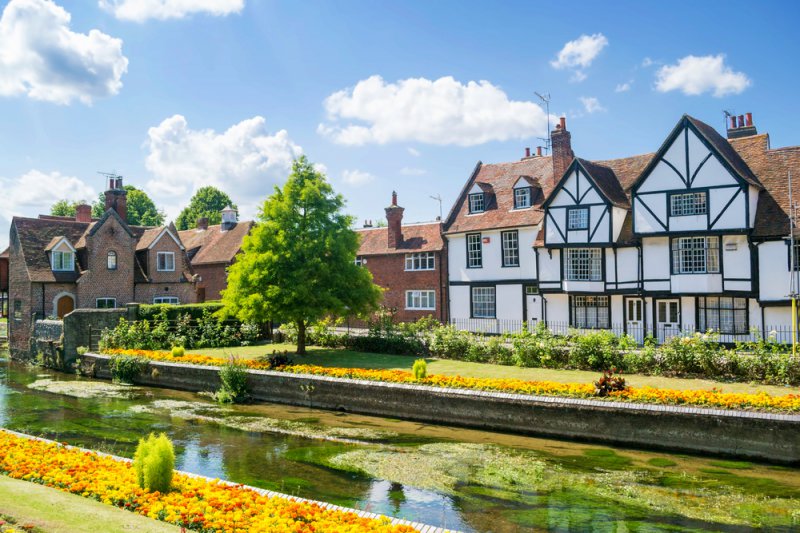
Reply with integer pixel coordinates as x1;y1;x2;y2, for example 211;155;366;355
0;430;414;533
104;349;800;412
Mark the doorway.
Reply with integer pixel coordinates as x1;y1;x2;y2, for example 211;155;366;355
656;299;680;343
625;298;644;344
55;295;74;319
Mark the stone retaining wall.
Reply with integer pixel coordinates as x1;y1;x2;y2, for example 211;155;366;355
80;353;800;465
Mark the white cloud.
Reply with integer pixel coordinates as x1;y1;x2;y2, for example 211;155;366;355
143;115;302;221
641;57;654;68
319;75;551;146
615;81;632;92
551;33;608;82
399;167;426;176
341;169;375;186
579;97;606;114
0;169;95;225
407;147;421;157
655;54;751;97
0;0;128;105
100;0;244;22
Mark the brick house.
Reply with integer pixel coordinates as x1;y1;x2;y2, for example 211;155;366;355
0;247;8;317
7;177;198;356
355;192;448;323
178;206;254;302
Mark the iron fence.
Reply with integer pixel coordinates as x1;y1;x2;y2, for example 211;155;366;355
448;318;797;346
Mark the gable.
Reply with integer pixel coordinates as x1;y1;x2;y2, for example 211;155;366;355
635;117;755;194
545;162;607;208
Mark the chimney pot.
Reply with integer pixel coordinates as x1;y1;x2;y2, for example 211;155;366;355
745;112;753;127
730;116;737;129
525;147;530;158
391;190;398;206
536;146;543;157
737;115;745;128
559;116;566;130
385;194;404;248
104;176;127;222
196;217;209;230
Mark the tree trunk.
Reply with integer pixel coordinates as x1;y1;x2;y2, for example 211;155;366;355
297;320;306;355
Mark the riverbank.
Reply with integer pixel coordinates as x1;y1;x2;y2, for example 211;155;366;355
82;352;800;464
0;428;443;533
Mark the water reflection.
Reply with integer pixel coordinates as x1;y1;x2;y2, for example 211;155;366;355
0;359;798;532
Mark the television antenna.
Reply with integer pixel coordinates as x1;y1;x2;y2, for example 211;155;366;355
430;194;443;220
535;91;552;155
723;110;734;132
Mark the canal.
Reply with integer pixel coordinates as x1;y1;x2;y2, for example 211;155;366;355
1;358;798;532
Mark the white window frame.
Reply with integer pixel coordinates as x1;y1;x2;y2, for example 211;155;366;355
153;296;180;305
468;193;485;214
670;191;707;217
96;298;117;309
514;187;531;209
466;233;482;268
405;252;435;271
354;256;365;267
565;248;602;281
405;290;436;310
157;251;175;272
567;208;589;230
51;250;74;272
471;286;496;318
671;237;720;274
698;296;748;335
571;295;610;329
501;230;519;267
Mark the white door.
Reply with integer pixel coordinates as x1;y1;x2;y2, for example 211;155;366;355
626;298;644;344
656;299;680;343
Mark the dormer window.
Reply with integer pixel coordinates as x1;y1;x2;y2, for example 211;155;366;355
468;193;485;214
52;250;74;272
514;188;531;209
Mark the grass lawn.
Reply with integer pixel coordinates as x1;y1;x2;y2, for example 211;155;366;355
0;475;180;533
198;342;797;396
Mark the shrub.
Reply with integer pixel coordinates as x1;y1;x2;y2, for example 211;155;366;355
594;369;627;397
138;302;224;321
214;356;249;404
133;433;174;493
76;346;88;356
428;325;472;360
171;345;185;358
412;358;427;379
569;329;625;370
109;354;147;384
257;351;293;369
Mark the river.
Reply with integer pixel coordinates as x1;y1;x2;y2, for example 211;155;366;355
0;358;798;532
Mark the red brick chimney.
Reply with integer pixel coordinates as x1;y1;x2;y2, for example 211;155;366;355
385;191;404;249
104;175;127;222
551;116;574;183
727;111;758;139
75;204;92;223
196;217;209;230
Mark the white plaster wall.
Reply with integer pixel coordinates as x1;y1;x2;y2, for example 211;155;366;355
550;170;579;207
544;293;569;324
669;214;706;232
749;186;759;228
681;296;695;330
447;228;538;282
642;237;670;280
612;207;626;241
589;205;609;243
611;295;624;328
449;285;471;320
722;235;750;280
671;274;723;294
709;188;746;230
537;248;561;283
561;281;605;293
545;210;566;244
637;162;685;193
616;247;640;285
634;194;666;234
527;295;543;322
496;284;522;320
757;241;792;301
692;155;737;189
764;306;792;342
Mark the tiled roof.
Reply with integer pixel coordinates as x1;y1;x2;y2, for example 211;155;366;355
178;221;253;265
135;227;165;251
444;156;554;234
731;133;800;238
0;247;8;258
592;152;655;193
577;159;630;208
357;222;443;255
11;217;89;282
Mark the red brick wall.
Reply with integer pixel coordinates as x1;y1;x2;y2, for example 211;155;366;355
0;256;8;292
193;263;229;301
76;214;136;308
135;282;197;305
8;225;32;355
362;250;448;323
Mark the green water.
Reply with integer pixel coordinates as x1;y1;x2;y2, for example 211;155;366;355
1;358;799;532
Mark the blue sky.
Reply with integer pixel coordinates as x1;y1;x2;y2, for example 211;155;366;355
1;0;798;250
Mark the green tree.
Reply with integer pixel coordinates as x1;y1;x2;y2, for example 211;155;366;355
50;199;78;217
92;185;165;226
221;156;381;354
175;186;237;230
